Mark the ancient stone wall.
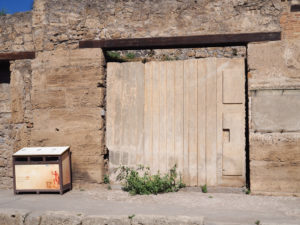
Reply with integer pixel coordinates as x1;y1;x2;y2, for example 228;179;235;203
248;6;300;194
0;12;34;52
30;49;106;184
0;60;32;189
32;0;285;51
0;74;12;188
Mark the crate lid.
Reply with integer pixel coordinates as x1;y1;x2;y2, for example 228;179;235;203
13;146;70;156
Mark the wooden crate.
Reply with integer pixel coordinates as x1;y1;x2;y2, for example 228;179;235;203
13;146;72;194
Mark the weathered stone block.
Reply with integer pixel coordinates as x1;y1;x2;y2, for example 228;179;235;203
0;208;30;225
65;88;105;108
24;212;41;225
251;90;300;132
31;89;66;109
131;215;204;225
40;211;82;225
248;40;300;89
32;108;103;131
250;133;300;194
82;216;130;225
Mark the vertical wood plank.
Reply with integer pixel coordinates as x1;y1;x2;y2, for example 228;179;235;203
107;62;144;167
135;63;145;165
166;61;175;170
159;62;167;174
107;63;123;149
106;63;116;150
144;62;153;168
152;62;160;173
197;59;207;186
174;61;184;177
206;58;217;186
187;60;198;186
216;58;226;183
183;60;190;185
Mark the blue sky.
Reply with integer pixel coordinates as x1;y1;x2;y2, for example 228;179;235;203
0;0;34;14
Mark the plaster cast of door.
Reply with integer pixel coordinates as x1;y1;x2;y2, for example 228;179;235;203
107;58;245;187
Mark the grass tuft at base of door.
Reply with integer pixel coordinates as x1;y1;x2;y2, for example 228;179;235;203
116;164;185;195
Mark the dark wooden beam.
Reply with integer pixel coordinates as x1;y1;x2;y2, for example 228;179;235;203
79;32;281;50
0;52;36;61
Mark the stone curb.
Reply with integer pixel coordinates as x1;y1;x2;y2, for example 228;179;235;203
0;208;204;225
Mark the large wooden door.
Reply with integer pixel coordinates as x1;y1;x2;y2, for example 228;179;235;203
107;58;245;187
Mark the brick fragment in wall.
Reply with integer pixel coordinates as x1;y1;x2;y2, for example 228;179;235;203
281;12;300;40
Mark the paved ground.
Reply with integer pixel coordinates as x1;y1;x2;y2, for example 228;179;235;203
0;186;300;225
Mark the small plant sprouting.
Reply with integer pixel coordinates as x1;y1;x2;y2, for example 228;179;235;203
245;188;251;195
208;195;213;198
103;174;110;184
128;214;135;220
107;51;122;61
125;52;135;59
107;185;112;190
255;220;260;225
116;164;186;195
201;184;207;193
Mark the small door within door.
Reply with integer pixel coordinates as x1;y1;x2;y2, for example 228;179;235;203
107;58;245;187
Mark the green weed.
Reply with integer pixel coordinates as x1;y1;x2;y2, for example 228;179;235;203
128;214;135;220
117;164;185;195
103;174;110;184
125;52;135;59
107;51;122;60
201;184;207;193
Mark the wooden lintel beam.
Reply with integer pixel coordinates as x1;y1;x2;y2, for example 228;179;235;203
0;52;36;61
79;32;281;50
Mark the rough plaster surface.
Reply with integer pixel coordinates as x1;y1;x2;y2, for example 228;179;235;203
29;49;106;183
248;40;300;90
251;90;300;132
248;40;300;195
250;133;300;194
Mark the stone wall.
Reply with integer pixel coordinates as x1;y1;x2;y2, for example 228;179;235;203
0;67;12;188
0;12;34;52
248;32;300;194
0;60;33;189
32;0;285;51
30;49;106;184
